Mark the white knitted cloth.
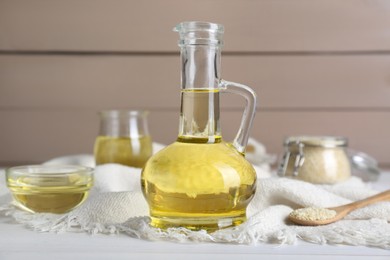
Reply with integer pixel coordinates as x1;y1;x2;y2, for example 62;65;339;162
1;141;390;249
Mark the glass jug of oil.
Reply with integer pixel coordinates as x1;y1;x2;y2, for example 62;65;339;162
141;22;257;231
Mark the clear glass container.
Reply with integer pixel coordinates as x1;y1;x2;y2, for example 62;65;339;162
6;165;93;213
94;110;153;168
277;136;351;184
141;21;257;231
348;150;380;182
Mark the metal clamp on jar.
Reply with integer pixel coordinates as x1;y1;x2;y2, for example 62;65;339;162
277;136;351;184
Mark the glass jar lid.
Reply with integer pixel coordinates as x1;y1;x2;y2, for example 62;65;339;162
284;136;348;148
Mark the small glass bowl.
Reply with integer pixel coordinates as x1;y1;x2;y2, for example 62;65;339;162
6;165;93;214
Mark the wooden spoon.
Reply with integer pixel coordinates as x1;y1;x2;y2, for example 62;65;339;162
289;190;390;226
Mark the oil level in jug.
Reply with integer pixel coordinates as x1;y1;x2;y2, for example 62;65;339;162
277;136;351;184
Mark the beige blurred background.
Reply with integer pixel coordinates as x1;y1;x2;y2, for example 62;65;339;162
0;0;390;167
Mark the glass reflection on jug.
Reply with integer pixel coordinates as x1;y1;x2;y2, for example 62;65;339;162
94;110;152;168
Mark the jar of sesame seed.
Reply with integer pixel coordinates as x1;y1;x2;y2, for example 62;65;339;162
277;136;351;184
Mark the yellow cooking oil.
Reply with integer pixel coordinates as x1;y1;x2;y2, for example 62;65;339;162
141;136;257;231
7;173;92;214
94;135;152;168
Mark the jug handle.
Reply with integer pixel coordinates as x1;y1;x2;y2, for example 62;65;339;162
219;80;257;154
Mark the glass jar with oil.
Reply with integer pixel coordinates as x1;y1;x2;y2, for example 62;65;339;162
141;22;258;231
94;110;153;168
6;165;93;214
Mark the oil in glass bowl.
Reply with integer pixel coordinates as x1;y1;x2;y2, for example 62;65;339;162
6;165;93;214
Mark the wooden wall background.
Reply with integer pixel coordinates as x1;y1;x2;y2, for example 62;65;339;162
1;0;390;167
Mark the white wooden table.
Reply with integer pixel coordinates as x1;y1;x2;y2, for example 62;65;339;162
0;170;389;259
